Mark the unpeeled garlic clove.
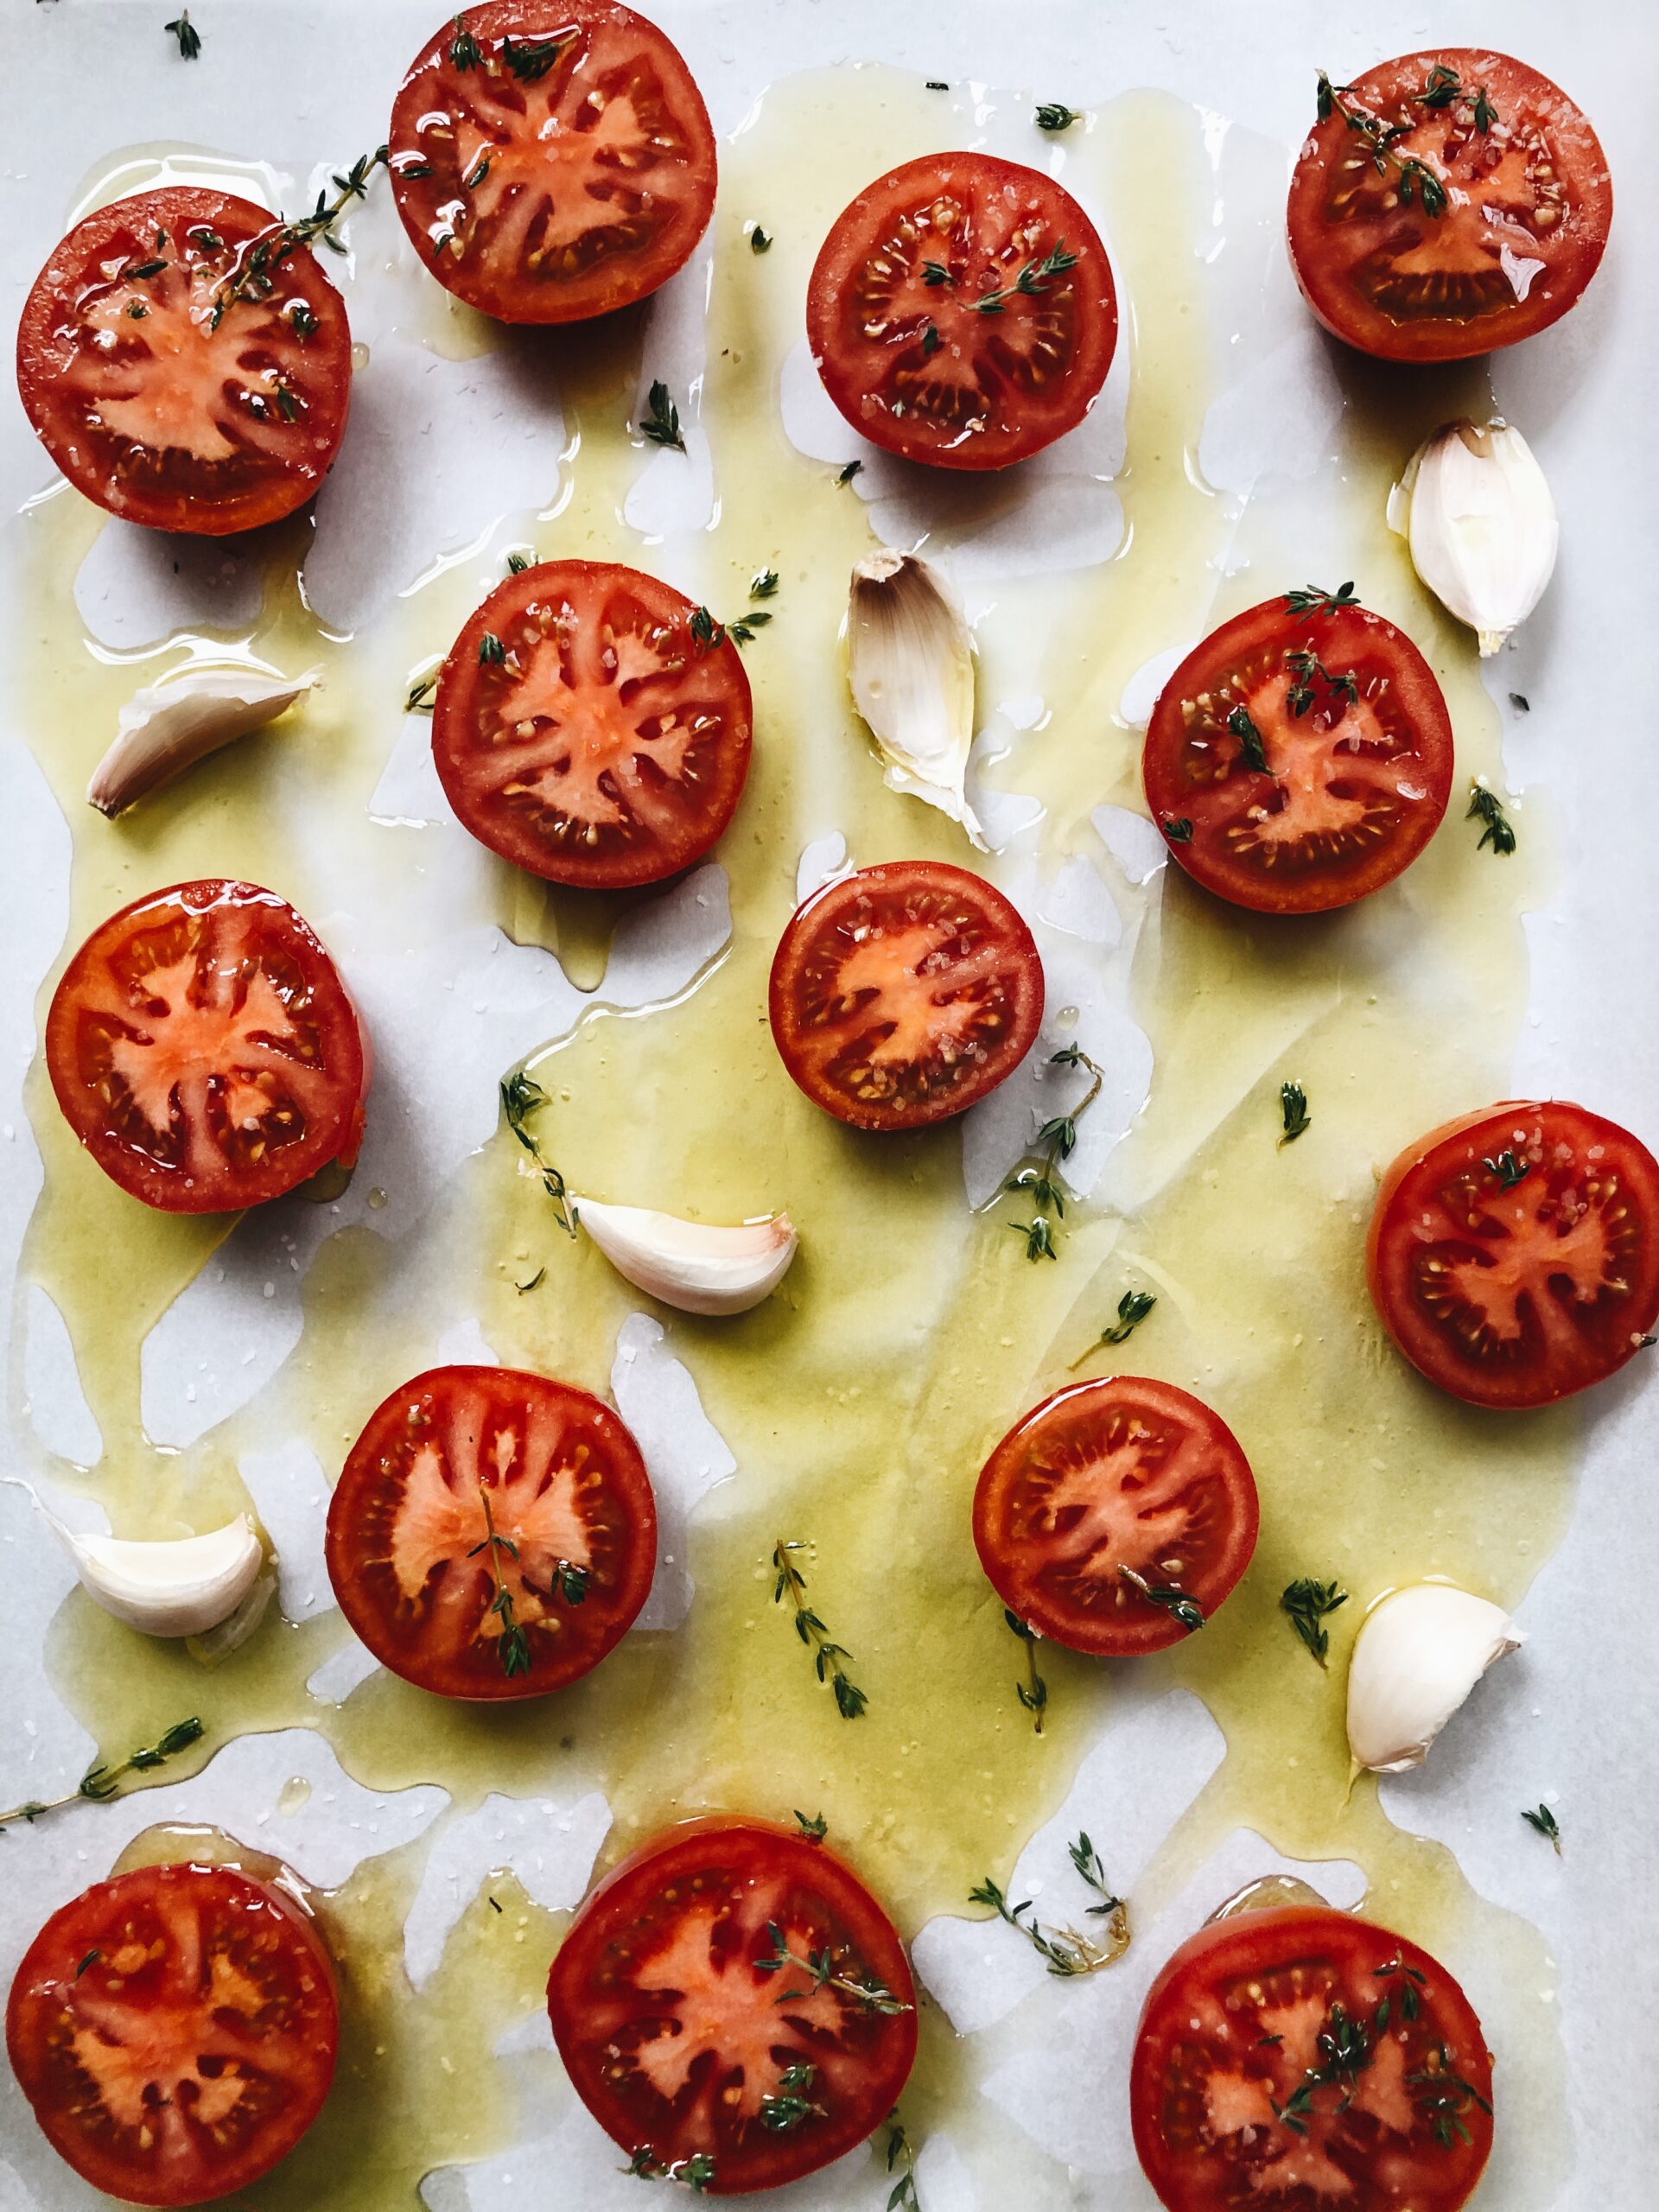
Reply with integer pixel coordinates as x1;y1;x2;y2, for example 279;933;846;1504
88;664;318;817
1345;1581;1522;1775
1388;419;1557;658
575;1199;798;1316
50;1511;266;1637
847;550;986;848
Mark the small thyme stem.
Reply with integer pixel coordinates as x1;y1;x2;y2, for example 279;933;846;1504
756;1922;911;2013
210;147;390;327
499;1071;579;1237
0;1717;205;1832
772;1541;867;1718
1003;1046;1105;1261
1003;1607;1046;1734
468;1484;530;1679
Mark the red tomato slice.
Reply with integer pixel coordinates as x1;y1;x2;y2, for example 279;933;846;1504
45;880;370;1216
806;152;1117;470
1367;1101;1659;1409
1287;51;1612;364
1141;592;1453;914
769;861;1044;1132
431;559;753;887
6;1861;338;2209
1132;1905;1494;2212
389;1;717;325
16;188;353;536
973;1376;1259;1656
547;1816;917;2194
325;1364;657;1700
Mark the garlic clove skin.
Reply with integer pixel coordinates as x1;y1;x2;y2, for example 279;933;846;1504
575;1200;798;1316
50;1513;266;1638
1345;1581;1523;1775
847;550;986;848
88;664;318;817
1389;419;1557;658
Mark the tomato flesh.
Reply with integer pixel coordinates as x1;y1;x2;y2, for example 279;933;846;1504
16;188;352;535
1287;51;1612;363
1368;1101;1659;1409
389;1;717;325
974;1376;1259;1656
806;152;1117;470
6;1861;338;2208
1141;594;1453;914
325;1364;657;1699
547;1817;917;2194
769;861;1043;1131
45;880;369;1216
431;559;753;887
1133;1905;1493;2212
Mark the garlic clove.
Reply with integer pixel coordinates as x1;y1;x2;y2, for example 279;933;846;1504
1345;1581;1523;1775
847;550;986;848
88;664;318;817
1389;418;1557;658
575;1199;798;1316
51;1512;266;1638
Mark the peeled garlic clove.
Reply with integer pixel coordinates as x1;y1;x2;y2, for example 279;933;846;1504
847;550;985;848
51;1513;266;1637
1346;1581;1522;1775
88;664;318;817
575;1199;798;1316
1389;419;1557;658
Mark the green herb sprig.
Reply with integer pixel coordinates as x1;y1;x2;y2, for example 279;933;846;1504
1160;815;1194;843
969;1834;1129;1977
467;1484;530;1678
1118;1565;1204;1633
1522;1802;1561;1855
1315;74;1449;216
1484;1149;1530;1191
1414;61;1498;134
211;148;390;327
1035;102;1080;130
1282;580;1359;618
165;11;200;59
1280;1081;1311;1146
1;1717;204;1832
772;1542;867;1719
975;242;1079;315
1228;705;1268;773
886;2119;921;2209
748;224;772;253
499;1071;578;1237
639;380;685;451
1284;649;1359;718
626;2146;715;2190
1281;1578;1349;1667
793;1809;828;1842
1004;1045;1105;1262
1070;1289;1157;1368
758;2063;823;2133
1004;1607;1047;1733
1467;781;1516;855
756;1920;912;2013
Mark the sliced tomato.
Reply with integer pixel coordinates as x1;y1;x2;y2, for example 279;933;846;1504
1132;1904;1494;2212
1287;51;1612;364
1141;592;1453;914
16;187;352;535
1367;1101;1659;1409
45;880;370;1216
547;1816;917;2194
431;559;752;887
769;861;1044;1132
6;1861;338;2208
325;1364;657;1700
388;1;717;325
806;152;1117;470
974;1376;1259;1656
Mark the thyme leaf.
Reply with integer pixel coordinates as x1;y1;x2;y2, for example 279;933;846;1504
837;460;863;485
405;671;438;713
639;380;685;451
793;1808;828;1842
1281;1577;1349;1667
1070;1290;1157;1368
758;2062;823;2133
748;224;772;253
165;11;200;60
1035;102;1080;130
886;2117;921;2209
1118;1565;1205;1633
772;1541;867;1719
1466;780;1516;855
626;2146;715;2190
1160;815;1194;843
1280;1080;1311;1146
1522;1802;1562;1855
1228;705;1268;773
1484;1149;1530;1191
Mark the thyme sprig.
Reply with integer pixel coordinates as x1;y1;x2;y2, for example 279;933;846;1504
1284;649;1359;718
1282;581;1359;618
1315;74;1449;217
757;1921;912;2014
749;225;772;254
1408;2046;1494;2150
837;460;863;486
1522;1802;1562;1855
1035;102;1080;131
639;379;685;451
758;2063;823;2133
1467;781;1516;855
467;1484;530;1679
500;1071;578;1237
975;242;1079;315
1281;1577;1349;1667
1160;815;1194;843
969;1834;1129;1976
1484;1148;1530;1191
165;11;200;60
1004;1607;1047;1733
501;30;574;80
626;2146;715;2190
1228;705;1268;773
886;2118;920;2209
1004;1045;1105;1262
690;572;779;652
1414;62;1498;136
1;1717;204;1832
772;1542;867;1719
211;148;390;327
794;1809;828;1843
449;14;483;70
1069;1290;1157;1369
1118;1565;1204;1633
1280;1081;1311;1146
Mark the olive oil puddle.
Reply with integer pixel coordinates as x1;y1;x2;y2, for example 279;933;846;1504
9;70;1572;2208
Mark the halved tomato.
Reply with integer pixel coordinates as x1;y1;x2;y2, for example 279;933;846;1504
6;1860;338;2208
1132;1904;1494;2212
16;187;353;535
325;1364;657;1699
806;152;1117;470
430;559;752;887
974;1376;1259;1656
769;861;1044;1132
1141;591;1453;913
547;1816;917;2194
45;880;370;1215
1368;1101;1659;1409
388;2;717;324
1287;51;1612;363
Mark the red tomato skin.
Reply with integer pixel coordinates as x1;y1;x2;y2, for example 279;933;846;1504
547;1816;918;2194
325;1365;658;1700
807;152;1117;471
1141;596;1454;915
389;1;716;326
6;1861;339;2208
16;188;352;536
1368;1101;1659;1409
1287;51;1612;364
44;880;370;1217
430;558;753;888
1132;1906;1494;2212
973;1376;1260;1656
768;861;1046;1132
